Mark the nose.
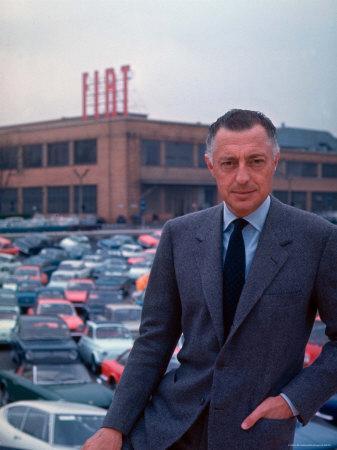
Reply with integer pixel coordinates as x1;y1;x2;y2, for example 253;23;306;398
235;163;250;184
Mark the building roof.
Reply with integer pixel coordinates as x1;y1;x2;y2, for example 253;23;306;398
276;126;337;153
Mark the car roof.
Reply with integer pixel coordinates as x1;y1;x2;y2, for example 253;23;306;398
38;299;71;305
105;304;141;310
86;320;124;328
2;400;106;414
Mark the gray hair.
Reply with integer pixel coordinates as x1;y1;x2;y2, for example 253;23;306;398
205;109;280;161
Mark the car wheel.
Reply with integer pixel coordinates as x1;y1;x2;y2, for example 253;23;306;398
90;356;99;375
109;378;116;390
0;384;9;406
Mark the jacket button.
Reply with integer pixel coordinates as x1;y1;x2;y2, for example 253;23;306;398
200;397;206;405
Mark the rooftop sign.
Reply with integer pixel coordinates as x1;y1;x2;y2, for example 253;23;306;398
82;65;131;120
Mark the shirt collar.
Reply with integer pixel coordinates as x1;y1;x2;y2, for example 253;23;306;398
223;195;271;232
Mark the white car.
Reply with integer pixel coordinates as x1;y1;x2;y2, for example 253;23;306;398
58;260;91;279
120;244;144;258
0;306;19;344
47;271;76;289
59;235;90;249
78;321;134;373
104;304;142;338
0;400;106;449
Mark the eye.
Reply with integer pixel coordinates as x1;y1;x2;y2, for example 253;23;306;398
250;158;265;166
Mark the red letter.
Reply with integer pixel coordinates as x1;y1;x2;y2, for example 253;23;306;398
94;70;100;119
82;72;89;121
120;65;131;116
105;68;117;118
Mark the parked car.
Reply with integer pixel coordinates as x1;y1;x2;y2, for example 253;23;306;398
137;234;159;248
0;236;19;255
95;275;132;298
64;278;95;303
104;304;142;337
15;279;42;310
120;244;143;258
319;393;337;426
47;271;77;290
13;234;50;256
101;348;179;388
78;321;134;373
128;262;152;280
0;400;106;449
0;288;18;306
37;287;65;300
304;318;328;367
0;254;21;285
0;306;19;344
14;264;48;285
82;291;125;321
293;416;337;449
0;362;114;409
28;299;85;339
58;260;91;279
11;315;78;365
97;235;134;251
59;235;90;250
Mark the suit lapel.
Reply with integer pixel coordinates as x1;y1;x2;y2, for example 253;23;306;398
193;203;225;347
225;198;293;344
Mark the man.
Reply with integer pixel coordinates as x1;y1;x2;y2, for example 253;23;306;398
83;110;337;450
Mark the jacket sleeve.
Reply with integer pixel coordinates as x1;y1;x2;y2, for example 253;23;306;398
282;226;337;425
102;220;182;433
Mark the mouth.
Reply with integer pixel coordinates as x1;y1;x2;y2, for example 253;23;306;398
232;190;256;195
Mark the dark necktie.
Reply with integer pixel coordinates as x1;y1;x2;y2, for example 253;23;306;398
223;218;248;340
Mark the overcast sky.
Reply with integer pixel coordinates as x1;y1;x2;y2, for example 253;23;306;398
1;0;336;134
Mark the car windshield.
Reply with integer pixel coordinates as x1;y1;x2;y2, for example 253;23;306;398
18;281;41;291
39;303;74;316
53;414;104;446
67;283;92;291
20;319;70;340
308;322;329;346
114;309;141;321
16;268;38;276
34;363;91;384
96;326;131;339
0;311;17;320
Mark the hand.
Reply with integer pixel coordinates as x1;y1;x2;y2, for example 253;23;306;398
241;395;294;430
81;427;123;450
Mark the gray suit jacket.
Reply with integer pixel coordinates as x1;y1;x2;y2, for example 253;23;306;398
103;197;337;450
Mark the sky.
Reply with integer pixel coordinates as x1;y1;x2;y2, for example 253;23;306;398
0;0;336;134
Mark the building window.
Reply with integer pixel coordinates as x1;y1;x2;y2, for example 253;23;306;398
47;186;69;213
141;140;160;166
290;191;307;210
23;144;43;168
0;188;18;215
0;147;18;169
23;187;43;215
74;185;97;213
286;161;317;177
273;191;289;204
165;142;193;167
47;142;69;166
312;192;337;212
74;139;97;164
322;163;337;178
198;144;207;168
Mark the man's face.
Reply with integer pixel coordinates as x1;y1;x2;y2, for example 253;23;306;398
205;125;279;217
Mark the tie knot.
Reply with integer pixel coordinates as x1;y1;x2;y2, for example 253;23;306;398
233;218;248;231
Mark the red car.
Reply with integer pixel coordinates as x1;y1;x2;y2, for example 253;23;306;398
64;278;95;303
101;348;180;388
304;319;328;367
14;265;48;285
0;237;19;255
28;298;85;339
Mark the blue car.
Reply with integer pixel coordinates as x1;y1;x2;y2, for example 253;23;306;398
294;416;337;449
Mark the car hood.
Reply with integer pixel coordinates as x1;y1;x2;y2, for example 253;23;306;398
49;382;114;408
59;314;83;329
65;290;88;302
0;319;16;330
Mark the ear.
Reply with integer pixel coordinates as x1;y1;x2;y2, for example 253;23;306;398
273;152;280;171
205;154;215;177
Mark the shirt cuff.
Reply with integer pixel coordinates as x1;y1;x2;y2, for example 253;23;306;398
280;393;299;417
